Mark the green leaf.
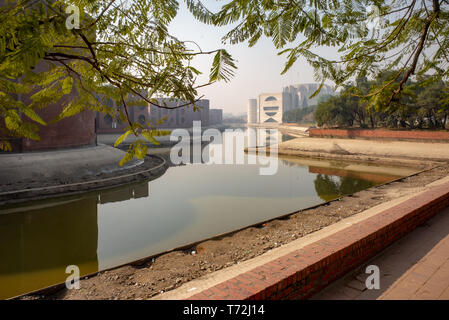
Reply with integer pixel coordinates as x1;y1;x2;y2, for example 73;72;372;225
114;130;133;147
21;106;46;125
186;66;202;75
0;140;12;152
134;142;148;159
209;49;237;82
119;146;135;167
61;77;73;95
141;130;161;145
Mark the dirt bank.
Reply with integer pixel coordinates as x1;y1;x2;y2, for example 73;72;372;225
275;137;449;163
21;163;449;300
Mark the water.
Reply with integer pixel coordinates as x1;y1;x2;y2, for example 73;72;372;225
0;130;418;299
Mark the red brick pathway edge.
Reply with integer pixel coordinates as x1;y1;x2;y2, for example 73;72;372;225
309;128;449;141
188;182;449;300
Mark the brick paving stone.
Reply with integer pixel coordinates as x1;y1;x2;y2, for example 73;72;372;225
314;207;449;300
438;286;449;300
380;235;449;300
346;279;367;292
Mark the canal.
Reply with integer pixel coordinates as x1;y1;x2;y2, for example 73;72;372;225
0;130;419;299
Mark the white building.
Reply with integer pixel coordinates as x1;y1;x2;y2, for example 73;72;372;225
258;92;291;124
248;83;334;124
284;83;334;109
247;99;258;124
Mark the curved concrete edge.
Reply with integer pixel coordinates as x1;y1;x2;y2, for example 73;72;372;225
245;146;443;168
155;175;449;300
0;144;140;184
0;147;168;206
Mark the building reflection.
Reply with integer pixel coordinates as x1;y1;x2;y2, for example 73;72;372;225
0;182;149;299
247;128;282;148
99;183;149;204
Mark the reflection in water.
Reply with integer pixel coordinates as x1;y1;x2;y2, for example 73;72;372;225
309;166;396;202
314;174;376;202
0;184;148;299
0;132;418;299
0;198;98;299
99;183;149;204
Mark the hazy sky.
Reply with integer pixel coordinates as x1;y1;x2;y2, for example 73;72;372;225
168;1;338;115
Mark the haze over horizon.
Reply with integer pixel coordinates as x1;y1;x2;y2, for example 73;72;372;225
169;1;339;115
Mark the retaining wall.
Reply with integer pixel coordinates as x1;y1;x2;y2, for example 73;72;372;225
188;181;449;300
309;128;449;141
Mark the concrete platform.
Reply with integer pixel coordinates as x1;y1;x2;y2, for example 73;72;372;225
0;144;167;205
0;144;140;185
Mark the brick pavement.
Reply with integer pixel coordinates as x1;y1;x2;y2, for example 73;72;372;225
312;207;449;300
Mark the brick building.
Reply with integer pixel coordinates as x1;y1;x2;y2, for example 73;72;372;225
148;98;209;128
209;109;223;125
96;97;210;133
95;97;135;134
6;62;96;152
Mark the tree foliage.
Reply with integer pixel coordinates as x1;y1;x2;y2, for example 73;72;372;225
188;0;449;111
0;0;236;163
314;174;376;202
282;104;317;123
315;74;449;128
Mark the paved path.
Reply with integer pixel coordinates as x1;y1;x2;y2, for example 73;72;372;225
311;207;449;300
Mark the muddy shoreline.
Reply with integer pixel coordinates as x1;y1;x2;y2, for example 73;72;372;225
20;162;449;300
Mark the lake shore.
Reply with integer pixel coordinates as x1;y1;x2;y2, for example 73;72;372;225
20;163;449;300
12;128;449;300
248;136;449;167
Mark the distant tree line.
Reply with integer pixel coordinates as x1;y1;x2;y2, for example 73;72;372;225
223;114;246;123
314;73;449;129
283;105;317;123
283;94;333;124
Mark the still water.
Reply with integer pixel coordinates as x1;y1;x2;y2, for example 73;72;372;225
0;131;418;299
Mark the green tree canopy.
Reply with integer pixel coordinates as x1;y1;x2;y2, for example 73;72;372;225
314;73;449;128
0;0;236;163
188;0;449;108
282;104;317;123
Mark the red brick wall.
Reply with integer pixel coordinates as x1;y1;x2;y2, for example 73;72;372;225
21;108;96;152
8;61;96;152
309;128;449;141
96;112;130;134
189;182;449;300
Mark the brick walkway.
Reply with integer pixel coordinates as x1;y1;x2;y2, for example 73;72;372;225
312;207;449;300
158;178;449;300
